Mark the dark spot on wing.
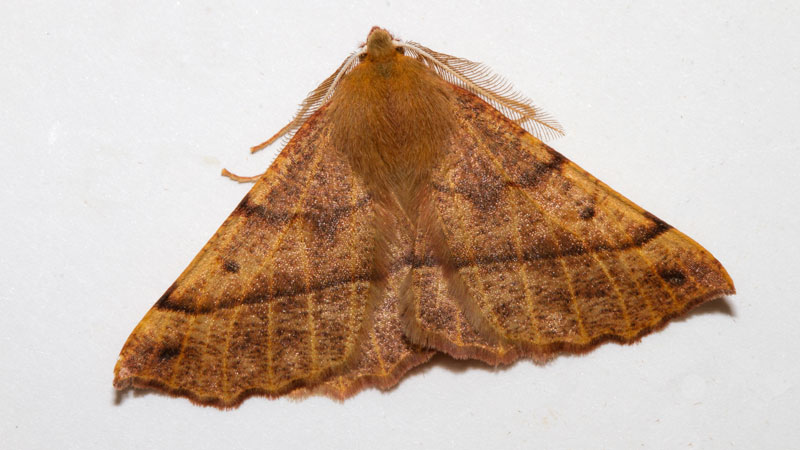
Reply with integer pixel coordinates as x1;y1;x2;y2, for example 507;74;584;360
659;269;687;286
157;345;181;362
579;205;596;220
223;260;240;273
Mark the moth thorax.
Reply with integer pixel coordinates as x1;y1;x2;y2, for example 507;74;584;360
331;57;455;206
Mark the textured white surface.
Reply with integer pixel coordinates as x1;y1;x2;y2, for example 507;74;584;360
1;1;798;449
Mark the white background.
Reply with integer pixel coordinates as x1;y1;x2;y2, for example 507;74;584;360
2;1;798;448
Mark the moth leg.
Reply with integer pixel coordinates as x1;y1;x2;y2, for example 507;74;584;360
223;120;297;182
220;168;263;183
227;117;300;182
250;121;294;153
222;125;291;182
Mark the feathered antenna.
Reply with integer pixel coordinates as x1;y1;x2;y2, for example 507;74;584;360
399;40;564;141
250;48;364;154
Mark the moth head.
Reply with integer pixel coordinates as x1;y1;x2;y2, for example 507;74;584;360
363;26;404;61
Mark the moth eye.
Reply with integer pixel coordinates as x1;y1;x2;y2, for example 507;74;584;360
358;52;367;61
395;46;405;55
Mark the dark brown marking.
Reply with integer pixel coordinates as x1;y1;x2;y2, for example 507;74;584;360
154;282;178;309
493;301;513;320
414;220;668;270
157;345;181;362
456;179;504;211
303;196;370;239
234;193;369;234
432;153;566;199
579;205;596;220
223;260;240;273
156;269;381;314
644;211;671;233
512;152;567;190
659;269;687;286
234;195;290;226
155;216;669;315
234;192;252;212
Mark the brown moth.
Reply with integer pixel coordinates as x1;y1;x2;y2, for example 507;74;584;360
114;27;734;408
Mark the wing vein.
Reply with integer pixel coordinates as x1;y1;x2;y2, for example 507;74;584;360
508;188;545;344
469;133;590;341
562;167;681;311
